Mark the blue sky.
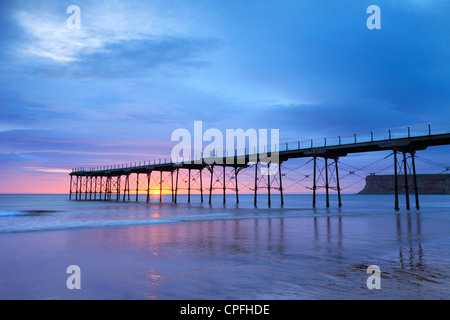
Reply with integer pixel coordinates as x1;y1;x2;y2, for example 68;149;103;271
0;0;449;192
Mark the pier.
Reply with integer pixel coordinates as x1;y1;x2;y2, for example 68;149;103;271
69;124;450;210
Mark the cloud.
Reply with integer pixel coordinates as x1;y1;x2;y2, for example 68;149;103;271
26;167;71;174
68;37;217;78
11;0;186;62
13;8;102;62
6;0;219;79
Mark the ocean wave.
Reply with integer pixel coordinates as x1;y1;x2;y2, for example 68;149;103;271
0;212;234;232
0;218;177;233
0;211;30;217
0;210;60;217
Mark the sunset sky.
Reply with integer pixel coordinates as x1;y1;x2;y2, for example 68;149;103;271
0;0;449;193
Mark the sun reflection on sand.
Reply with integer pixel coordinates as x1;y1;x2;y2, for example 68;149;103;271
140;268;162;300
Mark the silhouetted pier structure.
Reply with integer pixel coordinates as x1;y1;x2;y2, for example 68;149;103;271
69;124;450;210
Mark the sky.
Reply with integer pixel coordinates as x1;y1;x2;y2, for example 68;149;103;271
0;0;449;193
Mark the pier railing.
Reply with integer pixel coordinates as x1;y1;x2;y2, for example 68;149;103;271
71;123;450;173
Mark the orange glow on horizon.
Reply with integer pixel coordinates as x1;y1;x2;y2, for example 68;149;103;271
0;170;360;194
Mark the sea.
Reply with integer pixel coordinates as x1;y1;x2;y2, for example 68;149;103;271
0;193;449;300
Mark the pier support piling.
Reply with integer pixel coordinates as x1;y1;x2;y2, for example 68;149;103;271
223;165;226;204
171;171;174;202
188;169;191;203
394;151;400;211
278;163;284;207
160;171;163;203
325;158;329;208
200;169;203;203
99;176;102;200
254;162;258;207
94;176;97;200
75;175;79;200
123;174;129;202
209;166;213;205
104;176;108;200
85;176;88;200
89;176;93;200
146;172;151;203
116;176;120;201
411;152;420;209
174;169;179;203
267;162;271;207
136;173;139;202
235;166;239;204
69;175;73;200
312;157;317;208
334;158;342;208
403;152;410;210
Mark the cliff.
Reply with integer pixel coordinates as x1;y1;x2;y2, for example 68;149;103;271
358;174;450;195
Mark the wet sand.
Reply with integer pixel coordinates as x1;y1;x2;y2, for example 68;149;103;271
1;203;449;300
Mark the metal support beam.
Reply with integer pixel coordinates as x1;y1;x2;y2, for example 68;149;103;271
335;158;342;207
110;177;113;200
116;176;120;201
394;151;399;210
104;177;107;200
123;175;129;202
235;166;239;204
107;176;111;200
325;158;329;208
136;173;139;202
69;175;73;200
267;162;271;207
403;152;410;210
200;169;203;203
160;171;163;203
85;176;88;200
127;176;130;201
82;176;85;200
411;151;420;209
98;176;102;200
79;176;82;200
94;176;97;200
223;165;226;204
104;176;108;200
171;171;174;202
175;169;179;203
146;172;151;203
102;177;106;200
80;176;83;200
254;162;258;207
75;176;79;200
279;163;284;206
188;169;191;203
89;176;93;200
79;176;83;200
313;156;317;208
209;166;214;205
107;176;112;200
109;176;113;200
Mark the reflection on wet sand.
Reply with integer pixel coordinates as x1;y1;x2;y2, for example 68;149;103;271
80;207;449;299
397;212;423;270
